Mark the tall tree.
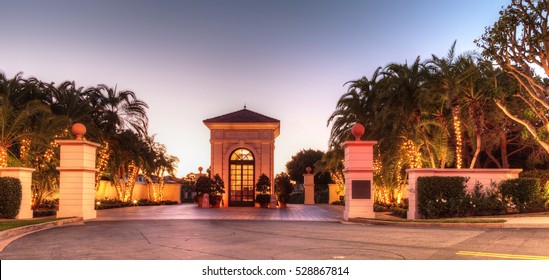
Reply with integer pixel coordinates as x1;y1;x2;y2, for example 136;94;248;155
286;149;329;184
327;68;383;146
427;41;478;168
477;0;549;154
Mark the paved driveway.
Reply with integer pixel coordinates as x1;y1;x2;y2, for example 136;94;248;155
95;203;344;222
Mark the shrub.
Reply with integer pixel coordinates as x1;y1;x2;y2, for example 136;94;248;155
256;173;271;206
417;176;468;218
314;184;329;204
0;177;23;219
33;209;56;217
390;206;408;218
256;194;271;205
195;176;213;196
287;192;304;204
94;199;178;209
211;174;225;197
468;182;505;216
499;178;547;213
256;173;271;194
374;204;388;212
275;172;293;203
520;170;549;188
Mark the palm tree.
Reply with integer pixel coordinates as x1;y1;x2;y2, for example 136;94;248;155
378;57;438;168
90;84;149;188
328;67;383;146
141;135;179;202
0;73;64;167
94;84;149;137
107;129;147;202
427;41;478;168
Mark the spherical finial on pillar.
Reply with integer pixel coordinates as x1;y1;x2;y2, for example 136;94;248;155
351;123;365;141
198;166;203;174
306;166;312;174
71;123;86;140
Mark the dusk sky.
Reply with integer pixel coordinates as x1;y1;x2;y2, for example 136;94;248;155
1;0;508;177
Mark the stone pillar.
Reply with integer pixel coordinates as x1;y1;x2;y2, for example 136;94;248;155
328;183;340;204
304;167;315;205
342;124;376;220
0;167;34;219
56;123;100;220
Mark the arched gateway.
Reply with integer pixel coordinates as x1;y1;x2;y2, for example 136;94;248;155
203;108;280;207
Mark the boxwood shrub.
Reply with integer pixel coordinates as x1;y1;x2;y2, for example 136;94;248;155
499;178;547;213
417;176;468;218
0;177;23;219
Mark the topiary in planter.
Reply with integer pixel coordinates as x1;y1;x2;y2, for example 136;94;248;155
256;173;271;207
0;177;23;219
275;172;293;206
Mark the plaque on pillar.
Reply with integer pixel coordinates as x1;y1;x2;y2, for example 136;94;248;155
351;180;371;199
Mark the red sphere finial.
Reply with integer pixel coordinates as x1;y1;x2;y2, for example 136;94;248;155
71;123;86;140
306;167;312;174
351;123;365;141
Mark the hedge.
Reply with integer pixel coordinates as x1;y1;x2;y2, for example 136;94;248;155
499;178;547;213
287;192;304;204
417;176;468;218
0;177;23;219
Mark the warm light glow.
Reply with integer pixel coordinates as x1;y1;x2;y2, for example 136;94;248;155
132;199;138;204
19;138;31;160
0;147;8;167
96;201;101;205
95;142;110;190
403;139;422;168
453;109;463;169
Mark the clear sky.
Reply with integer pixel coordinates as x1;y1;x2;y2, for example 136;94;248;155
0;0;508;177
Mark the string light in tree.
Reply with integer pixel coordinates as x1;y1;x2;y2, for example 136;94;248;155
453;110;463;169
403;139;422;169
95;142;110;190
0;147;8;167
20;138;31;161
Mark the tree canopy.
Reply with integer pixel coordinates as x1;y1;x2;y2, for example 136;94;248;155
0;71;179;203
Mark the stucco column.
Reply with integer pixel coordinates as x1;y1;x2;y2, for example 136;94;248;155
56;123;100;220
304;167;315;205
342;124;376;220
0;167;34;219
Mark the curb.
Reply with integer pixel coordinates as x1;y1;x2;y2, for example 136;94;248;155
0;217;84;241
348;218;506;229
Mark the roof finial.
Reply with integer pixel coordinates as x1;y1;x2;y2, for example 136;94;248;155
244;103;247;109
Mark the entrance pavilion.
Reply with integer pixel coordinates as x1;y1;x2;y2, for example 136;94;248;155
203;107;280;207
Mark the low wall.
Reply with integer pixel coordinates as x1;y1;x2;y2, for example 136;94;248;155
406;168;522;220
95;181;181;203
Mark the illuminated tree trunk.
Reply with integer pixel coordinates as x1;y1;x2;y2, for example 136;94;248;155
452;106;463;169
0;146;8;167
95;142;110;191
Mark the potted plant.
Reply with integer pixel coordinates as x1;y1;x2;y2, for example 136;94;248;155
209;174;225;208
255;173;271;208
275;172;293;208
194;176;212;208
